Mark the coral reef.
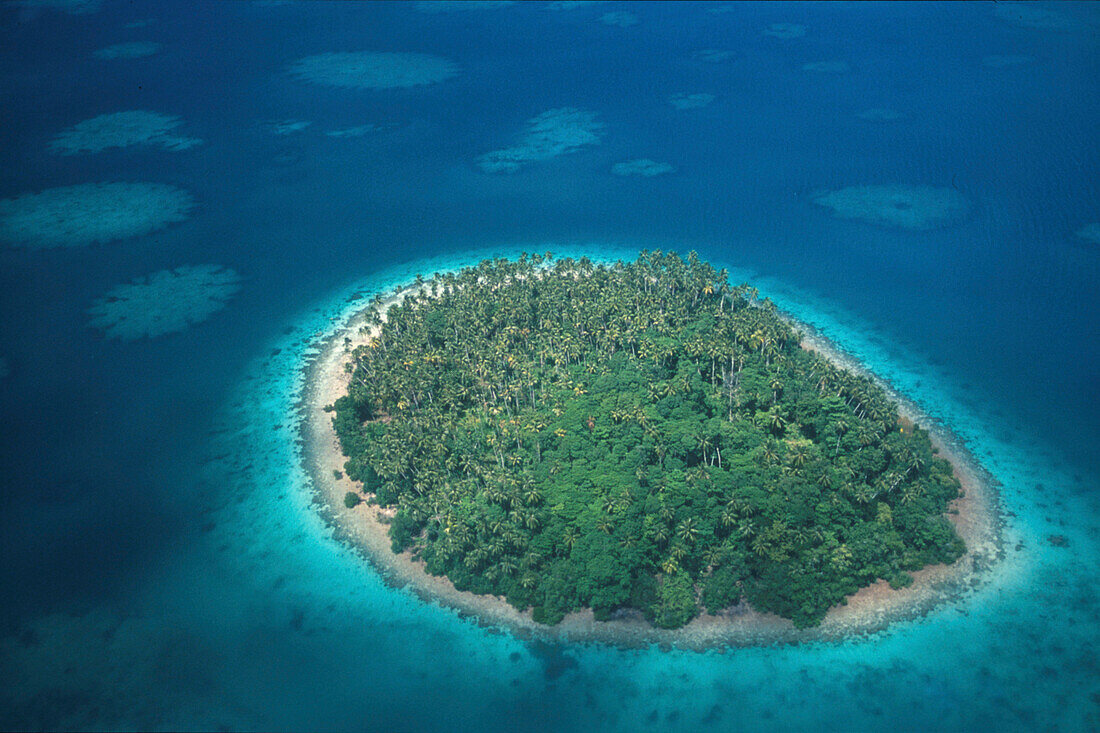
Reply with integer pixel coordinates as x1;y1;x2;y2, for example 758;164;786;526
611;159;674;177
49;111;200;155
325;125;379;138
764;23;807;39
93;41;161;59
694;49;734;63
87;265;242;340
601;11;638;27
263;119;312;136
812;185;970;231
1075;222;1100;246
289;51;459;90
668;93;714;110
476;108;604;173
0;609;231;731
0;183;194;250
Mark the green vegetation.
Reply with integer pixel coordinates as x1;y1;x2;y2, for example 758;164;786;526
344;491;362;509
332;252;965;628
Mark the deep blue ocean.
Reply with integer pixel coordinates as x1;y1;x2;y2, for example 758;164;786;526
1;1;1098;730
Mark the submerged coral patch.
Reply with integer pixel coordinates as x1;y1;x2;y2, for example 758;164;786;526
288;51;459;90
88;265;241;340
263;119;312;136
764;23;807;39
49;111;200;155
668;93;714;110
694;49;734;63
1075;222;1100;246
0;182;195;250
93;41;161;59
325;124;379;138
601;11;638;27
813;185;970;231
476;108;604;173
0;609;222;731
612;159;674;177
803;61;849;73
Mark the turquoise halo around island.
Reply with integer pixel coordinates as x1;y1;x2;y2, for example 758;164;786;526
198;245;1028;655
164;237;1100;728
321;251;984;635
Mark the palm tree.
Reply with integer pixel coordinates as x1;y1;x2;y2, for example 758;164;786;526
652;523;670;546
834;418;849;457
789;445;811;470
767;408;786;435
523;483;542;506
677;517;701;544
659;503;676;524
761;440;779;465
769;374;783;405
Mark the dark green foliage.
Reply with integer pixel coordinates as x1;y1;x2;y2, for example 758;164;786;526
332;252;966;628
652;571;699;629
344;491;361;509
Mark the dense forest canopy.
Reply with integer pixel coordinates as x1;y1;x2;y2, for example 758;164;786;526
330;252;965;628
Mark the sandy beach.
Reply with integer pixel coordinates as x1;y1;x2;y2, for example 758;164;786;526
300;283;1002;649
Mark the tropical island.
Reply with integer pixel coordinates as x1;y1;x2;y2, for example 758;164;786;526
320;252;975;633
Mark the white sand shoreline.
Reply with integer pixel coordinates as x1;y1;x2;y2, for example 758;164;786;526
299;279;1002;649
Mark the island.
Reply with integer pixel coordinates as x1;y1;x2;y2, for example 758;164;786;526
309;251;990;639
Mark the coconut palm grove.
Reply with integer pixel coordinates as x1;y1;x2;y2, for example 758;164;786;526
331;252;965;629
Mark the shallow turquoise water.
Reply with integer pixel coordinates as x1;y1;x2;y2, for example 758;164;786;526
1;2;1097;730
143;244;1083;731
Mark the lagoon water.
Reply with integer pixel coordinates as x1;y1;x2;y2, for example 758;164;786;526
1;2;1098;730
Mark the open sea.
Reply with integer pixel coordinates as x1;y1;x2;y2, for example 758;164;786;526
1;2;1098;730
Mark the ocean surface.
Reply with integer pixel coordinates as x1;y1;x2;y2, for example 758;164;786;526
1;2;1098;730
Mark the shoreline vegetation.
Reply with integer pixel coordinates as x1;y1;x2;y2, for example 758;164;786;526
302;253;1001;648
